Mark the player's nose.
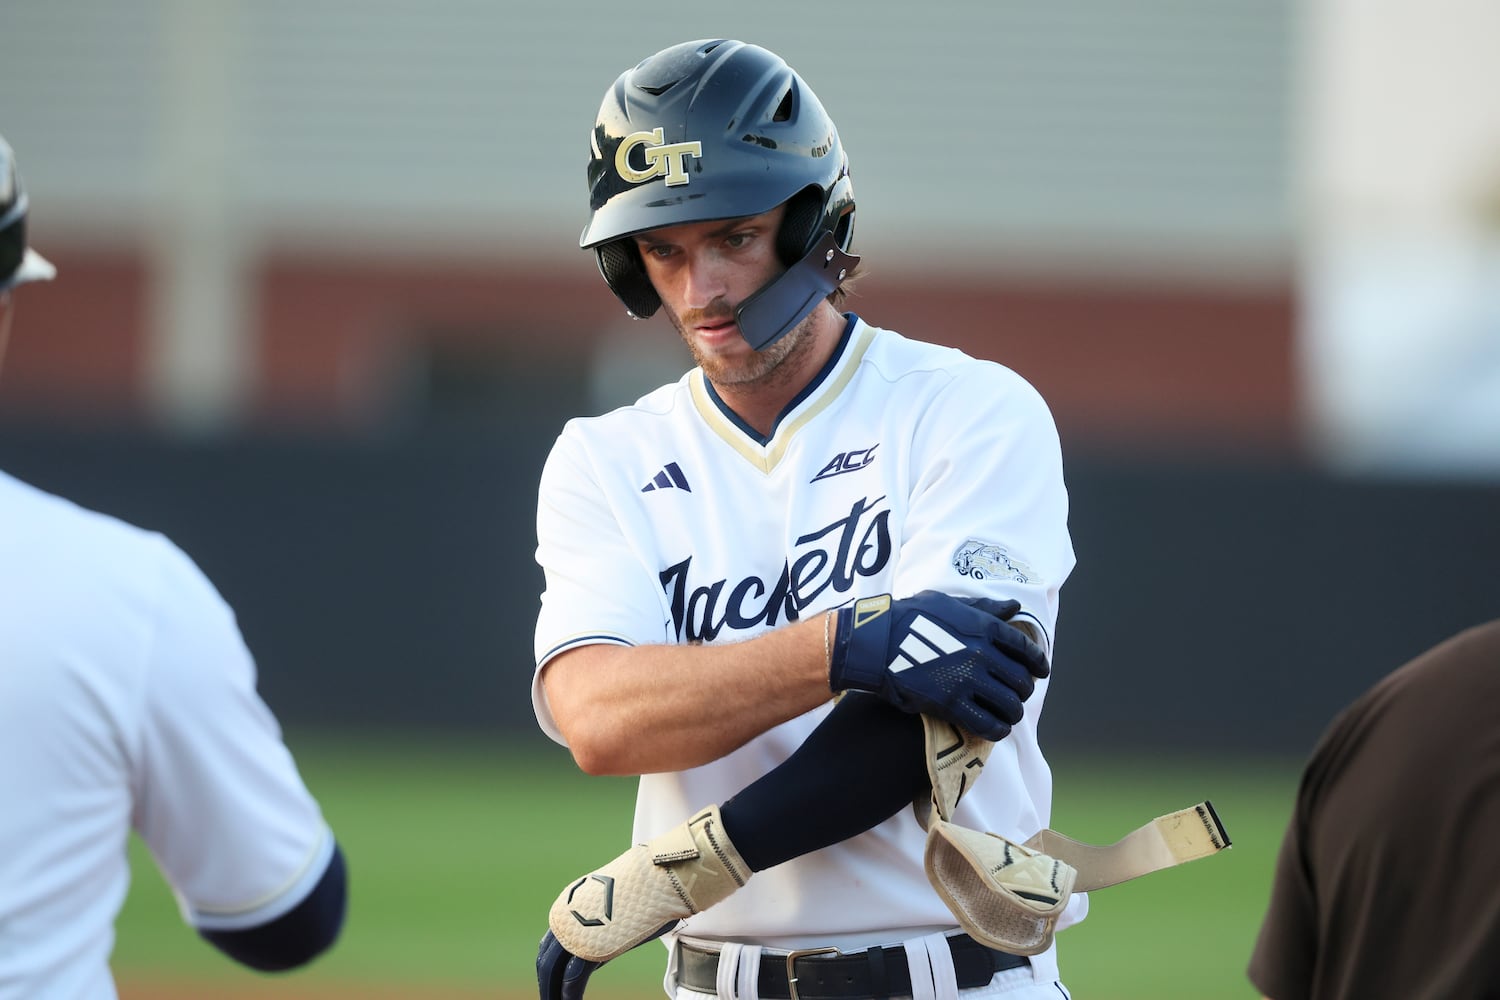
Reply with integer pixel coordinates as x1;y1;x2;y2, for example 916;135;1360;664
681;251;730;310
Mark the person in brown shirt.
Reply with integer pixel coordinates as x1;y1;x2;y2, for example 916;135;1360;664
1248;619;1500;999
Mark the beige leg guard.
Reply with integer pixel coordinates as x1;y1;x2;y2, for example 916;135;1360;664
547;805;751;962
924;819;1077;956
925;801;1233;955
1024;800;1231;891
913;715;993;831
916;714;1070;954
913;614;1043;829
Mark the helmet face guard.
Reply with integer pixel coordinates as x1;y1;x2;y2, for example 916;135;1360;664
581;39;857;350
734;230;859;351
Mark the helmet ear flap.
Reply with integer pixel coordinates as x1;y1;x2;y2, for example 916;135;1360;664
0;213;24;285
776;178;856;269
777;188;825;266
596;239;661;318
1;150;28;285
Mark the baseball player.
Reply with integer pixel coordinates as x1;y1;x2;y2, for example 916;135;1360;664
530;40;1084;1000
1247;619;1500;1000
0;133;347;998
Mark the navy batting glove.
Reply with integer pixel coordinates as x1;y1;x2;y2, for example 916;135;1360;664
538;930;603;1000
828;591;1050;741
537;923;673;1000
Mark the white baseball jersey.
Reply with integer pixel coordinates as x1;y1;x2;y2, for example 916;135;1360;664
0;470;335;1000
532;316;1085;983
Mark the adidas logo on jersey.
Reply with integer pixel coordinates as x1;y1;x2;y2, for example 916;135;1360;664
888;614;966;673
641;462;691;493
811;444;878;483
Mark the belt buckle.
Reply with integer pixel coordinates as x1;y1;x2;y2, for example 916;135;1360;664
784;946;841;1000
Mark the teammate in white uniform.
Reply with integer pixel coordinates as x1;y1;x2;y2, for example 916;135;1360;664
0;133;347;999
532;41;1082;1000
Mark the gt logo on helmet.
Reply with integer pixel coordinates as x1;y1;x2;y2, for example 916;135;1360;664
615;128;703;188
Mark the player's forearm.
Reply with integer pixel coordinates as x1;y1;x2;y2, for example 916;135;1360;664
541;614;833;776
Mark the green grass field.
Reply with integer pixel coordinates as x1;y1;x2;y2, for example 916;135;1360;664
111;733;1299;998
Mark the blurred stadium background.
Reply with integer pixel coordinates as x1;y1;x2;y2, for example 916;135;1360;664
3;1;1498;997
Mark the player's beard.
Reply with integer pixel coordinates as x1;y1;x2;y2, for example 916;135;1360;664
665;297;819;392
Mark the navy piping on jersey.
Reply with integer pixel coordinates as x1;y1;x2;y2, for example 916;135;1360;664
540;635;634;664
699;313;860;447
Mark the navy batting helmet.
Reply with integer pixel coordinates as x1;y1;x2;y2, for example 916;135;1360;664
581;39;858;350
0;134;57;293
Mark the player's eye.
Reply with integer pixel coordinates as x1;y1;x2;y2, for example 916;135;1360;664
724;232;753;249
640;244;676;260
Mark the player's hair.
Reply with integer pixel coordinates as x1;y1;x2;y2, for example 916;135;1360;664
829;274;857;310
580;39;857;350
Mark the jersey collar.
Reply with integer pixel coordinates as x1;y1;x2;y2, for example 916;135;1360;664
689;313;875;473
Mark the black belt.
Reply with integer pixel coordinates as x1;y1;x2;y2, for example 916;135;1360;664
676;935;1029;1000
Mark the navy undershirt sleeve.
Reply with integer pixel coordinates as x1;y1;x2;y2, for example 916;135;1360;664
718;694;926;871
198;840;348;971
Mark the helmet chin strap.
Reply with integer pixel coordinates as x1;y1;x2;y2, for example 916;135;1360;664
734;231;860;351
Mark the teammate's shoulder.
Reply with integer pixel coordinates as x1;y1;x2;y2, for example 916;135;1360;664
1;469;152;540
0;468;187;568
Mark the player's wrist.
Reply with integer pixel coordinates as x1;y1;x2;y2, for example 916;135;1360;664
827;597;891;694
822;609;834;686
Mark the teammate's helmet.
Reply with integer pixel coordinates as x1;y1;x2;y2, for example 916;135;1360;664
581;39;858;350
0;134;57;293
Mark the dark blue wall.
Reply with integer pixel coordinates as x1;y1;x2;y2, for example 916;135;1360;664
2;423;1495;758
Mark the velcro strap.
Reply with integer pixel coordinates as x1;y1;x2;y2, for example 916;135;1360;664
1023;800;1231;892
650;821;701;865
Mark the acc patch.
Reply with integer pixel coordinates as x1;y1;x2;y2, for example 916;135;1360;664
951;539;1034;584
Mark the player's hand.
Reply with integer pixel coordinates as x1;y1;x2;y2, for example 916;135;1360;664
537;924;672;1000
828;591;1049;741
537;929;604;1000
